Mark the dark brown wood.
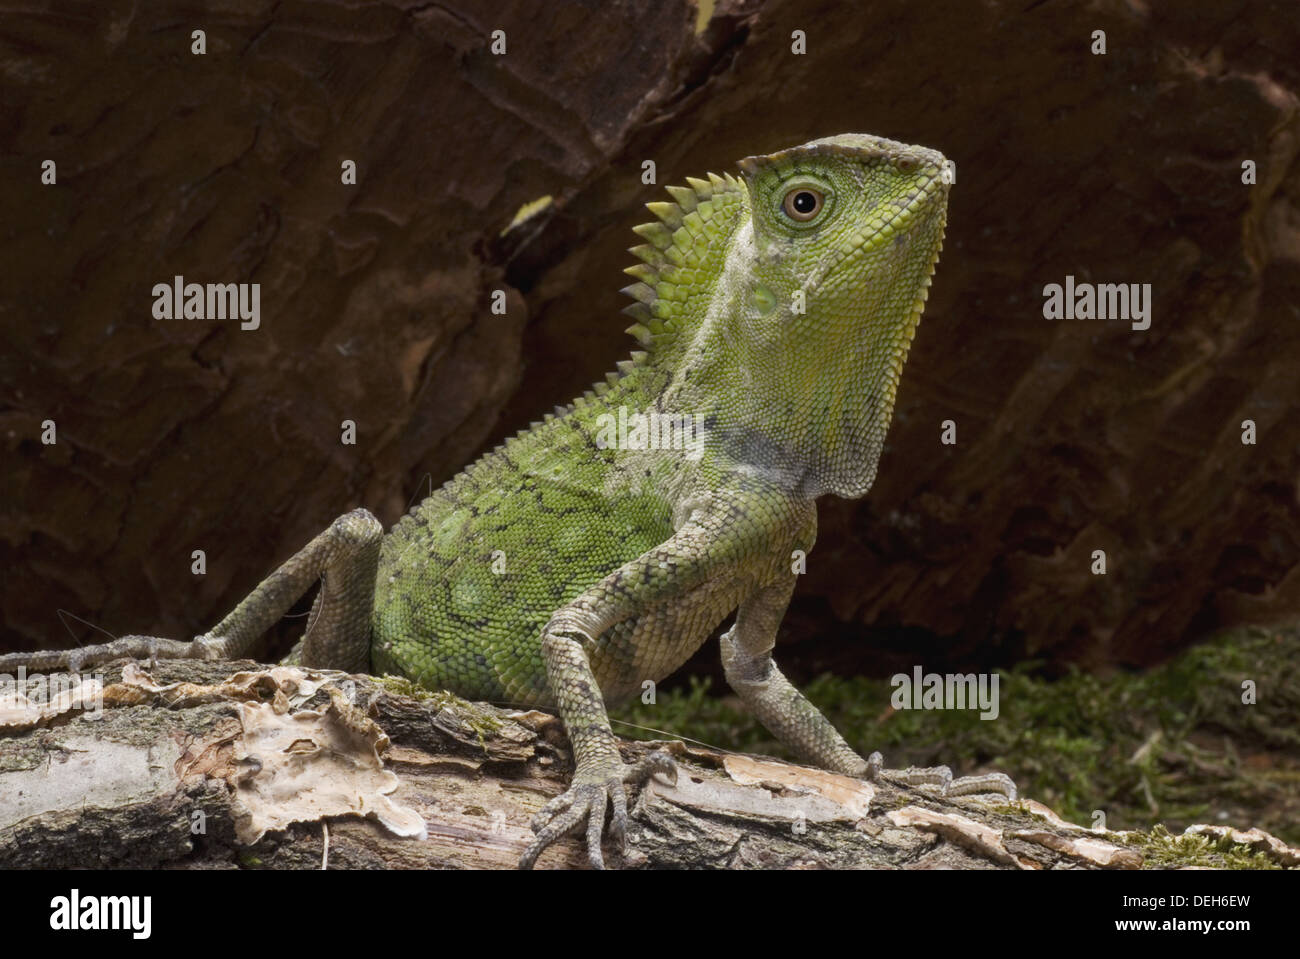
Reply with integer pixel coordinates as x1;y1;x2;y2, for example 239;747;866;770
3;0;1298;676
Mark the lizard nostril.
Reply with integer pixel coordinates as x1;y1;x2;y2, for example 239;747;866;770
896;156;918;172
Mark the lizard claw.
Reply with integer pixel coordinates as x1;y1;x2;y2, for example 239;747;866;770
518;751;676;870
624;751;677;788
945;770;1017;800
866;750;1017;800
519;781;616;870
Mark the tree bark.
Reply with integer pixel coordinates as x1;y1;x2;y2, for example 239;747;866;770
3;659;1295;870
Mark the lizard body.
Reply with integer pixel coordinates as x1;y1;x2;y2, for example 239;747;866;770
3;134;1014;868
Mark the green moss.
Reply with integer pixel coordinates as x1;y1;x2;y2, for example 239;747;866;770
375;674;504;749
376;674;447;701
613;624;1300;846
1119;824;1281;870
987;802;1033;818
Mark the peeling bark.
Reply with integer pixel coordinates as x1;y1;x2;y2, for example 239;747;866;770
3;660;1294;870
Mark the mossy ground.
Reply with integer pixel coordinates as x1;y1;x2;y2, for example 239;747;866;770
612;624;1300;847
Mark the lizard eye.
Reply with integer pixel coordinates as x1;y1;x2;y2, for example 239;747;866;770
782;187;823;221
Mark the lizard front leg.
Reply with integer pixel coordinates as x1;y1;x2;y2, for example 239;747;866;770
519;616;675;870
720;576;867;773
518;501;767;869
721;574;1017;799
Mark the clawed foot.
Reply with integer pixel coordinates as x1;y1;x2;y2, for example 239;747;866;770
865;750;1017;800
519;751;677;870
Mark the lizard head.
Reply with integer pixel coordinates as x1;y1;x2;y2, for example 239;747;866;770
630;134;950;499
732;134;951;498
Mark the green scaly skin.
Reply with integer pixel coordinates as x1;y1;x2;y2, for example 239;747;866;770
2;134;1016;869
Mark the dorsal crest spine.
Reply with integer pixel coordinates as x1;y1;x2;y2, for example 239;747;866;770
619;171;744;352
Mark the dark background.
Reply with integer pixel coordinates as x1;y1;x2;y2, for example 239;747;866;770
2;0;1298;682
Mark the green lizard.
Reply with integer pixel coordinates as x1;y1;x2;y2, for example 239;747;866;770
4;134;1014;868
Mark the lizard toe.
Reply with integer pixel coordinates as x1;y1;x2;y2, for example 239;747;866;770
520;794;589;869
530;790;576;835
584;788;609;869
945;771;1018;800
608;784;629;849
868;753;1018;801
624;750;677;787
519;781;618;869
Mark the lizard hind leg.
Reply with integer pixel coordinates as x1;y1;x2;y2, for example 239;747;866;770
0;509;382;676
721;579;1017;800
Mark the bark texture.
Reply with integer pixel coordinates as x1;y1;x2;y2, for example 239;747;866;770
5;660;1295;870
